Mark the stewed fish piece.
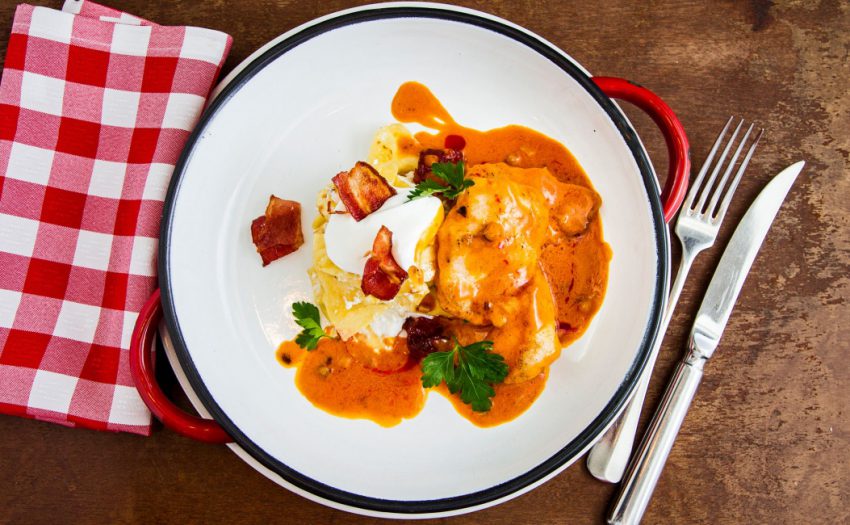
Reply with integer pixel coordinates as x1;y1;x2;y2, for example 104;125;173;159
435;166;550;327
472;162;600;237
487;268;561;384
434;162;602;383
435;163;601;328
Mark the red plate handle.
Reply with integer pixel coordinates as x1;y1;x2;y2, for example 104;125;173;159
592;76;690;222
130;289;232;443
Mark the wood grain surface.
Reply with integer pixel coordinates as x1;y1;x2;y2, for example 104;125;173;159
0;1;848;524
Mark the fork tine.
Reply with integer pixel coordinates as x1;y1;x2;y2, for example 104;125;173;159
706;122;754;216
713;127;763;224
695;118;744;214
684;116;735;208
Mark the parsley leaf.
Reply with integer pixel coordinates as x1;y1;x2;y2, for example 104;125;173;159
420;349;455;388
420;339;509;412
406;179;446;201
407;161;474;202
292;301;329;350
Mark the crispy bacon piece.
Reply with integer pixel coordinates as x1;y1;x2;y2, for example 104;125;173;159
414;148;464;183
403;316;451;363
332;161;396;221
251;196;304;266
361;226;408;300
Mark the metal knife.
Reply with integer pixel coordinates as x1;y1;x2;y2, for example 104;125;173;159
608;161;805;525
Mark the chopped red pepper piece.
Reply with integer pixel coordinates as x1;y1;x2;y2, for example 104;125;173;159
444;134;466;151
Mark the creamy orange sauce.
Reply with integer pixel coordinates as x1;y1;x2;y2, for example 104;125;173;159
278;82;609;428
393;82;611;345
436;370;548;428
392;82;588;185
289;338;425;427
276;341;307;368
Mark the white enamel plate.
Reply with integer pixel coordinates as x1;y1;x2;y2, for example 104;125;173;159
159;3;671;518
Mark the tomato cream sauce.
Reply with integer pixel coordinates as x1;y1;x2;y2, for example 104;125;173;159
393;81;611;345
279;339;425;427
278;82;609;428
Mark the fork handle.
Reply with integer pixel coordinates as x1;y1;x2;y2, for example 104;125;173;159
608;352;705;525
593;77;690;222
587;243;699;482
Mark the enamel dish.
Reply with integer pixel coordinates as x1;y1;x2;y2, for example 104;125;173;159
133;2;688;519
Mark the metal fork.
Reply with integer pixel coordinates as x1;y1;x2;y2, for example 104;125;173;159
587;117;763;482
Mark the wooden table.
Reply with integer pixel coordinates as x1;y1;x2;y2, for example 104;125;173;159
1;1;847;523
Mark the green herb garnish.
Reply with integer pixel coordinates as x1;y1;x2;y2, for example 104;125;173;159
421;339;509;412
407;161;474;201
292;301;329;350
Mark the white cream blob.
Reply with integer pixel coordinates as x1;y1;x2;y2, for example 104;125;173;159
367;306;409;338
324;188;442;275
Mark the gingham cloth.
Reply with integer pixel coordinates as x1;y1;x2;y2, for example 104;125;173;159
0;0;231;435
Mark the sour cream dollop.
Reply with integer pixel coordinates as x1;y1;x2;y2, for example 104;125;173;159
324;188;443;275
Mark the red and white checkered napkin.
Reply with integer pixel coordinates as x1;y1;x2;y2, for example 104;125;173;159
0;1;231;435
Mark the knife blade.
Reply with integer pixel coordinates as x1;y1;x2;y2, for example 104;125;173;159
690;160;805;360
608;161;804;525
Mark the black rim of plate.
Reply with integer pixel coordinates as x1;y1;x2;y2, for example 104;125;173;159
160;5;668;516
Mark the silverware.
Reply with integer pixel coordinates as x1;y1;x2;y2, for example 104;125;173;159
608;160;805;525
588;117;762;482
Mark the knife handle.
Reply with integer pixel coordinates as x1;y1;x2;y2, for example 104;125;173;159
608;353;705;525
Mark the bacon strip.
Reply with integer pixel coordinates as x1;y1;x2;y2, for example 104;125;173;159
414;148;464;183
361;226;408;300
332;161;397;221
251;196;304;266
